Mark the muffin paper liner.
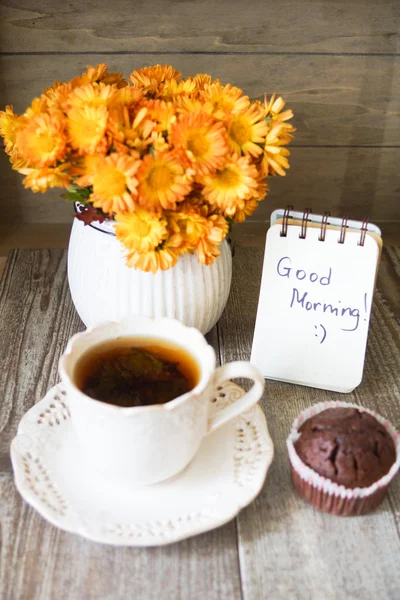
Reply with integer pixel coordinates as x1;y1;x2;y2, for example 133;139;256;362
286;401;400;516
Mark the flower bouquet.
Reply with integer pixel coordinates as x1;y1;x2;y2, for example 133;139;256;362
0;63;294;273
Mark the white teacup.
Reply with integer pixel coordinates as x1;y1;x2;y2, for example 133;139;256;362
59;316;264;485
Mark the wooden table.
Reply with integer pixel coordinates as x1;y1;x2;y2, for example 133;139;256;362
1;247;400;600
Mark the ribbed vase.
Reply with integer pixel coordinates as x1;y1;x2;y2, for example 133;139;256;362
67;218;232;334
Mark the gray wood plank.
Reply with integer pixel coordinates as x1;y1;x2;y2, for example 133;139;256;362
229;222;400;248
1;53;399;147
0;0;399;54
252;147;400;224
0;250;83;457
217;246;400;600
0;250;83;456
0;472;240;600
2;146;400;228
0;249;241;600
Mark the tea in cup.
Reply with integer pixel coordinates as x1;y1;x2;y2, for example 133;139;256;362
59;316;264;485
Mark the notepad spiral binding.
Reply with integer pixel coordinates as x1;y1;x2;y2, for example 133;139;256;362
280;205;369;246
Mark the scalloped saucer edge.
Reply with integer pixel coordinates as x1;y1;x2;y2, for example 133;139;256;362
10;381;273;546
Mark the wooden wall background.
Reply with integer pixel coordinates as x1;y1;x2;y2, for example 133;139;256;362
0;0;399;229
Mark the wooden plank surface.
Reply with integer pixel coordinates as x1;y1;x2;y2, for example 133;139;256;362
218;246;400;600
0;223;72;256
0;250;241;600
1;53;399;148
0;257;6;281
2;146;400;226
0;473;240;600
230;221;400;249
0;250;83;458
1;0;399;54
0;223;73;280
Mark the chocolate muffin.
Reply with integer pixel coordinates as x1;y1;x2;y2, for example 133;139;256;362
294;407;396;488
287;403;400;516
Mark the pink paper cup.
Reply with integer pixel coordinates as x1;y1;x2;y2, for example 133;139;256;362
286;401;400;516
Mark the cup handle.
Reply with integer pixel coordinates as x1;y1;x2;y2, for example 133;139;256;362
208;361;265;433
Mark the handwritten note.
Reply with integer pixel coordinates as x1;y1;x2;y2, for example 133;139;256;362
251;223;380;392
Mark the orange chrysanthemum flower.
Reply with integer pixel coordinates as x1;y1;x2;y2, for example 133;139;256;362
193;73;214;91
261;122;291;176
201;155;259;217
227;104;269;157
277;127;295;147
174;97;205;113
94;67;126;88
90;153;140;214
10;152;31;171
147;131;170;153
144;100;177;132
115;209;168;253
24;95;49;118
158;78;197;101
166;192;229;264
201;83;250;120
0;105;22;155
175;192;217;221
108;105;154;153
170;111;228;174
196;214;229;265
44;81;73;111
110;86;144;108
129;65;181;95
166;207;209;253
261;146;291;177
137;153;192;211
263;93;295;145
16;111;67;167
233;197;259;223
71;154;105;187
72;64;126;88
264;93;294;124
68;105;109;155
126;246;178;273
72;64;109;86
68;82;117;110
19;163;71;193
253;176;268;201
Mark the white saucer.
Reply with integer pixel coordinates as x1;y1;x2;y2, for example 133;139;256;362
10;381;273;546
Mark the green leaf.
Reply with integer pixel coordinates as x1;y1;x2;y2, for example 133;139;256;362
226;217;234;233
61;191;88;203
69;183;91;200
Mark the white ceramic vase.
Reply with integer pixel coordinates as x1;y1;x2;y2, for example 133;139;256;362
67;217;232;333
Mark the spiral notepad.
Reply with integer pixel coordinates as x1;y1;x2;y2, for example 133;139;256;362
251;207;382;393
